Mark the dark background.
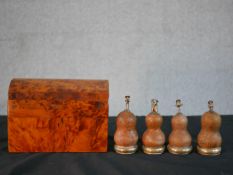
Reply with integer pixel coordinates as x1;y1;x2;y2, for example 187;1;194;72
0;116;232;175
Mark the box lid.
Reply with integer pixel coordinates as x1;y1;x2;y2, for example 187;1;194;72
8;79;109;101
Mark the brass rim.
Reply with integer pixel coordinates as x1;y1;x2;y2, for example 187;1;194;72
114;145;138;154
167;145;192;155
143;145;165;155
197;146;221;156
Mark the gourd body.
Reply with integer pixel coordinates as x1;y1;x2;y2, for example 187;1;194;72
168;113;192;147
142;112;165;147
197;111;222;148
114;110;138;147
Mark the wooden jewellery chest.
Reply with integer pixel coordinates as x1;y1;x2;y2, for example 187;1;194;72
8;79;109;152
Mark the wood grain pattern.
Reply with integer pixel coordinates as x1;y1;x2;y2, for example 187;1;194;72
8;79;109;152
142;112;165;147
168;113;192;147
197;111;222;148
114;110;138;147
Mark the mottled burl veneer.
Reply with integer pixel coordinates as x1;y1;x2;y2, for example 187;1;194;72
8;79;109;152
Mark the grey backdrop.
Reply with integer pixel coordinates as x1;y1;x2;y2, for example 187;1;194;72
0;0;233;116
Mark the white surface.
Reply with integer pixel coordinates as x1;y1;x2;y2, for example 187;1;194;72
0;0;233;116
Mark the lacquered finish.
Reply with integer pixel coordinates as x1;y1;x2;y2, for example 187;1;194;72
197;101;222;156
8;79;109;152
168;100;192;155
114;96;138;154
142;99;165;154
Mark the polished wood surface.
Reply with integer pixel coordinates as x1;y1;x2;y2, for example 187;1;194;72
142;111;165;147
8;79;109;152
114;110;138;147
168;100;192;150
114;96;138;149
197;102;222;149
168;112;192;147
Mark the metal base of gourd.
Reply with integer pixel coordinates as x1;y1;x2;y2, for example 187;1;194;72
167;145;192;155
142;145;165;155
197;146;221;156
114;145;138;154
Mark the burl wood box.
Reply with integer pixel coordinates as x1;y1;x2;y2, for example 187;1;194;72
8;79;109;152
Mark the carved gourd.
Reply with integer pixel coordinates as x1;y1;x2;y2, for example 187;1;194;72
114;96;138;154
168;99;192;155
197;100;222;156
142;99;165;154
